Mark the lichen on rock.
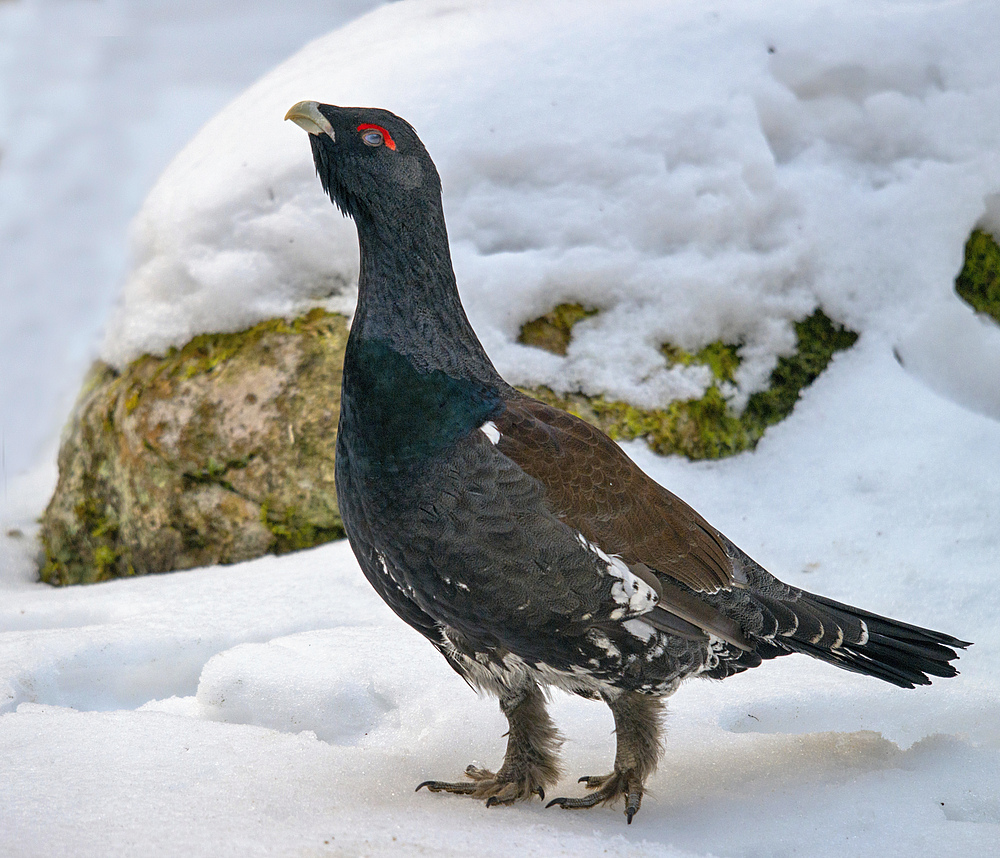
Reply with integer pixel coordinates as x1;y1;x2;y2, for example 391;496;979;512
40;309;348;586
955;228;1000;324
519;304;858;460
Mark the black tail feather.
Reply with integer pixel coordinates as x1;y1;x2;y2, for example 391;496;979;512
760;591;971;689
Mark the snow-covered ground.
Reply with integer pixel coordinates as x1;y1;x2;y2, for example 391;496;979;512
2;1;999;856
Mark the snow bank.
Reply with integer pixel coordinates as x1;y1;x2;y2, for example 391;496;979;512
104;0;1000;418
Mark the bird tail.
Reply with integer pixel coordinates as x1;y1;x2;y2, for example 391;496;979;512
753;589;971;689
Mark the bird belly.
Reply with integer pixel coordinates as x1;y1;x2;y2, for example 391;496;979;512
438;624;626;701
437;620;711;701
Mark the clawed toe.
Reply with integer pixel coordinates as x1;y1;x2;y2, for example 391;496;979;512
463;765;495;782
417;765;491;796
416;779;477;795
624;787;640;824
547;771;643;824
416;765;546;806
483;785;520;808
482;783;543;806
546;792;604;810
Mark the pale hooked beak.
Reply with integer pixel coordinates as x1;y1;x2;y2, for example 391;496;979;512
284;101;335;140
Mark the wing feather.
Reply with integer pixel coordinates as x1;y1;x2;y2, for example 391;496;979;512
494;395;736;594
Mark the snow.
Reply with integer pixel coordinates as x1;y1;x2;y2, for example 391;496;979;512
100;0;1000;419
2;0;999;856
0;0;384;478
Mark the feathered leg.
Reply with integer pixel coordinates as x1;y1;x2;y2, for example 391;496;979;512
548;691;664;823
417;682;561;805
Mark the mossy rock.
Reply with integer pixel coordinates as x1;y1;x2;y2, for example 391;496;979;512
955;228;1000;323
519;305;858;459
518;303;598;355
42;295;857;584
40;309;348;586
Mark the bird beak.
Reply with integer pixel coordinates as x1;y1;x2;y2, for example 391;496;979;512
285;101;335;140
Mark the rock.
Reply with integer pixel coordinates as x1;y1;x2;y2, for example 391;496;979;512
40;309;348;586
518;305;858;460
39;297;859;585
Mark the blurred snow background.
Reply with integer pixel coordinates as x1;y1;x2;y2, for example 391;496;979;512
1;1;999;856
0;0;382;479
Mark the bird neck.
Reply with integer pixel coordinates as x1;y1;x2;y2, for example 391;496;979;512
350;205;501;385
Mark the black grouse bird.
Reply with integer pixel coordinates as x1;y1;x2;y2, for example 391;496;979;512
285;101;970;823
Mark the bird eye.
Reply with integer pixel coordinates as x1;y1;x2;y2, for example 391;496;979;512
357;123;396;150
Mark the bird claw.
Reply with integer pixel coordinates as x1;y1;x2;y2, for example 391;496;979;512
547;771;643;823
416;779;477;795
416;765;546;806
546;793;604;810
625;788;641;824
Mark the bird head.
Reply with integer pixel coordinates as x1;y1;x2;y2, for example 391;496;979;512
285;101;440;223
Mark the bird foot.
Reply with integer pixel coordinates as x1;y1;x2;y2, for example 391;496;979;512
416;765;545;806
546;770;643;823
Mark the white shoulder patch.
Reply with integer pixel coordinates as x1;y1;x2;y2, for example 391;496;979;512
479;421;500;445
575;532;659;616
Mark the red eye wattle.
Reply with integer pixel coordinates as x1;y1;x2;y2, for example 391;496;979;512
357;123;396;150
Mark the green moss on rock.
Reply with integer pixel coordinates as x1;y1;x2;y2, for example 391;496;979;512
259;501;345;555
521;308;857;460
955;228;1000;323
41;309;348;586
662;340;741;384
42;294;859;584
517;303;598;355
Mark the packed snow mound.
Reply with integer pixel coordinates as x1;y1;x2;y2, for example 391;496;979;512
103;0;1000;415
194;628;446;743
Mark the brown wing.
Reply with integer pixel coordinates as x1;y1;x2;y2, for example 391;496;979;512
493;393;739;595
